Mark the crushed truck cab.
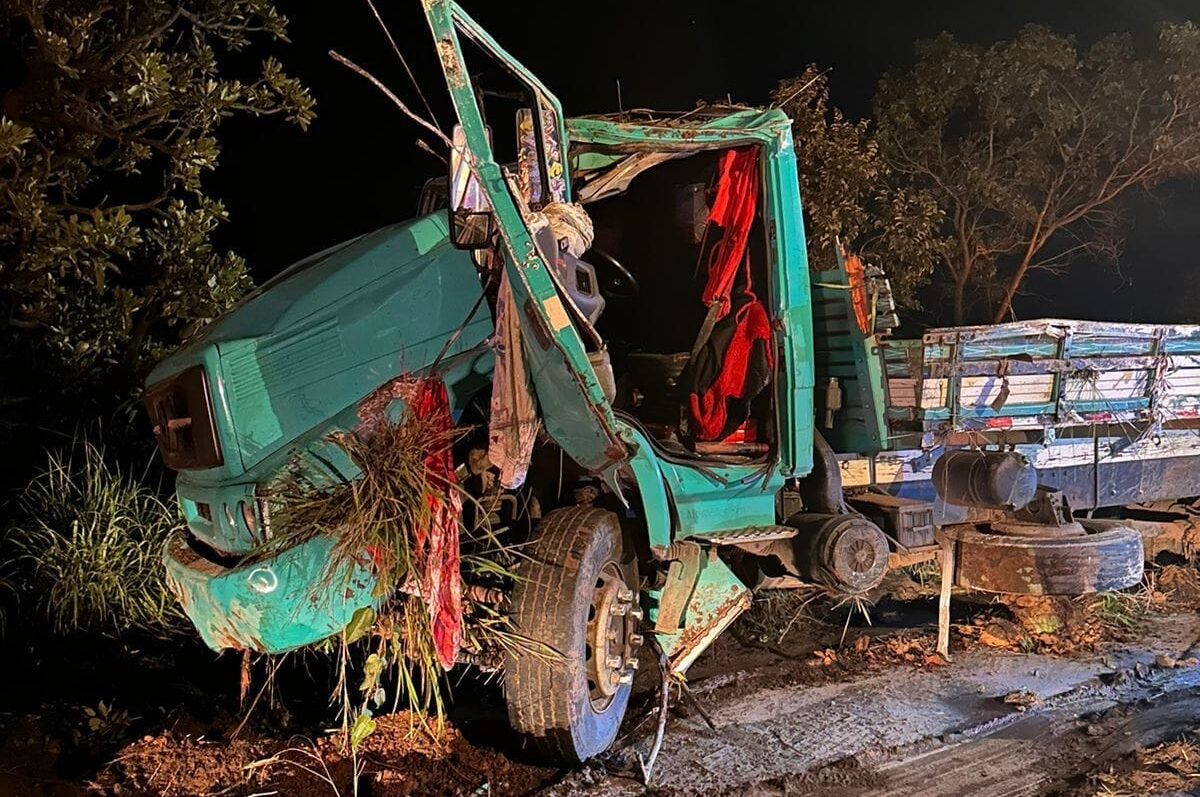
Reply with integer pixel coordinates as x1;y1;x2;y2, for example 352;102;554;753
146;0;1200;764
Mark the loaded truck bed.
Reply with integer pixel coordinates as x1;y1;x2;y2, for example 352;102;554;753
853;319;1200;546
873;319;1200;509
811;258;1200;550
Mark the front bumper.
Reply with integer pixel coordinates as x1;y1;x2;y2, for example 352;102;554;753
164;531;379;653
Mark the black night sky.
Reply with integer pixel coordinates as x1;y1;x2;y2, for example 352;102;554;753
214;0;1200;328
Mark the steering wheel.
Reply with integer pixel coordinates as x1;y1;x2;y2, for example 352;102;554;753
587;247;641;299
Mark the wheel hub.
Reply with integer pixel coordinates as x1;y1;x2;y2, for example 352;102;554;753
825;519;890;594
585;562;643;707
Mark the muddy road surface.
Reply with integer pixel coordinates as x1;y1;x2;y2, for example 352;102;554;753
6;587;1200;796
545;609;1200;797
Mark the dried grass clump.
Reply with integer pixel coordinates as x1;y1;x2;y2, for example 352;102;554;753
258;406;458;726
735;585;877;648
253;399;542;737
735;587;823;645
254;408;452;595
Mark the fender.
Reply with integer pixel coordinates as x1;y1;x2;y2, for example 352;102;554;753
617;421;752;675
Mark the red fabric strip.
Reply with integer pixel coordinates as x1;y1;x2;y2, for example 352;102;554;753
699;147;760;319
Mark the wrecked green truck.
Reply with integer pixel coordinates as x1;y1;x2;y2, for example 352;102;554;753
145;0;1200;763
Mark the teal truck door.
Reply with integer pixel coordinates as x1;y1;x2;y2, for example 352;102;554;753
423;0;627;477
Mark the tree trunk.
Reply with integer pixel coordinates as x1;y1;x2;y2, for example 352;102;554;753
952;276;967;326
951;220;973;326
992;253;1034;324
994;214;1051;324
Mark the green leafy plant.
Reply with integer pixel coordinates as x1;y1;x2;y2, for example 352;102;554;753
772;67;946;304
4;440;184;637
79;700;136;739
0;0;314;420
1089;590;1149;631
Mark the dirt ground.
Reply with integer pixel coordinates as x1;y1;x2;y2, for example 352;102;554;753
90;712;554;797
6;565;1200;797
1066;731;1200;797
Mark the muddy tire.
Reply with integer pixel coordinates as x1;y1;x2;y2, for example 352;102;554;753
504;507;638;763
946;521;1144;595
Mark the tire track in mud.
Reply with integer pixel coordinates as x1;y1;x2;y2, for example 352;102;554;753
541;613;1200;796
818;668;1200;797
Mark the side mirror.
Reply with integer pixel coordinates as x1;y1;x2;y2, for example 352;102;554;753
449;125;495;249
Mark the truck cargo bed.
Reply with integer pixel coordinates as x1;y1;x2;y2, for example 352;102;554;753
884;318;1200;444
843;319;1200;515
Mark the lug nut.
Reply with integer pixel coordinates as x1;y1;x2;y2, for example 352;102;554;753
629;607;644;621
610;603;629;616
629;633;644;647
606;655;623;670
618;672;634;685
627;658;640;670
617;586;634;602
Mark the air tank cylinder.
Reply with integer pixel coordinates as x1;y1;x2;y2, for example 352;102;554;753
932;450;1038;510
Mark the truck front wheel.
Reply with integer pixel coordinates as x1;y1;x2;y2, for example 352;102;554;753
504;507;641;763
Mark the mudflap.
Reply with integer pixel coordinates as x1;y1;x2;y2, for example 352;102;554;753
652;545;751;675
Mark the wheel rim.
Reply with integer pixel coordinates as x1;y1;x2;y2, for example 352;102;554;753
585;561;642;711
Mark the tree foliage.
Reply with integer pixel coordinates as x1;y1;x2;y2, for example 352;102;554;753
773;67;945;306
876;24;1200;324
0;0;313;413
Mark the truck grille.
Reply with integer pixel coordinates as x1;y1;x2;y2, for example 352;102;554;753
145;366;223;470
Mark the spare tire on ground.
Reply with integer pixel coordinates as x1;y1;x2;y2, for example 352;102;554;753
943;520;1144;595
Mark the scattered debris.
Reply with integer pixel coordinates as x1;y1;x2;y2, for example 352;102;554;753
1155;653;1199;670
869;635;948;668
1001;689;1039;711
970;617;1024;649
1087;733;1200;797
958;591;1136;655
811;647;840;667
1152;563;1200;609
